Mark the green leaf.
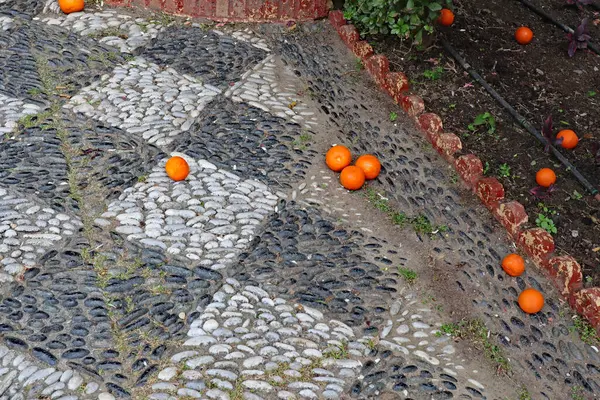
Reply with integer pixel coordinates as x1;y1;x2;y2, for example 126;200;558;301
473;115;486;125
406;0;415;10
414;29;423;44
428;3;442;11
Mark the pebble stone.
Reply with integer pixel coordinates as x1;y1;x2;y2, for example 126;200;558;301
154;280;364;399
0;94;43;134
102;154;278;267
65;57;220;147
39;9;164;53
225;54;319;127
0;188;82;281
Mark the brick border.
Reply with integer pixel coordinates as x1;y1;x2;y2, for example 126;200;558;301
328;10;600;333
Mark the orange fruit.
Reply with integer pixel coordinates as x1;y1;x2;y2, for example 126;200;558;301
438;9;455;27
340;166;365;191
325;145;352;172
556;129;579;149
501;253;525;277
355;154;381;180
518;288;544;314
515;27;533;45
535;168;556;188
165;156;190;181
58;0;84;14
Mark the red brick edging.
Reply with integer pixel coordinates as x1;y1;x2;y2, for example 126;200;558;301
328;10;600;333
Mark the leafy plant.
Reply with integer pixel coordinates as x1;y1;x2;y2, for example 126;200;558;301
567;18;591;57
468;112;496;135
566;0;592;11
423;66;443;80
498;163;511;178
397;267;418;284
343;0;453;45
483;161;490;175
570;315;600;345
588;90;597;97
389;111;398;122
435;319;510;373
536;213;557;234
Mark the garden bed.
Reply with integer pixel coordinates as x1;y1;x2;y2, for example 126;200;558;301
363;0;600;284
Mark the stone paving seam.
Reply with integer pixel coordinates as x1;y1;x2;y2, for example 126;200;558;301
327;10;600;335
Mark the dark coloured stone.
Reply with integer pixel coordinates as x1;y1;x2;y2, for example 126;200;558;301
98;361;122;371
140;28;266;88
32;347;57;365
4;336;28;349
106;382;131;398
193;267;223;281
62;348;90;359
171;98;312;189
136;364;158;385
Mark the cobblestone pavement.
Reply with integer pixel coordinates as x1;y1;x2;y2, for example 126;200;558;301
1;3;599;400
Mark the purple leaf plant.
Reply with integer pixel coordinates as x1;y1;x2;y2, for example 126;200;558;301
542;115;555;152
566;0;593;11
567;18;592;57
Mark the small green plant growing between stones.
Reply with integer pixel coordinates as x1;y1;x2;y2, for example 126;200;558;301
26;87;43;96
435;319;510;374
570;315;600;345
391;211;408;226
364;187;392;213
355;58;364;71
435;323;460;337
468;112;497;135
323;341;349;359
91;27;129;39
293;132;311;150
366;337;378;350
137;175;148;183
364;188;446;235
397;267;417;284
17;109;54;129
389;111;398;122
518;387;532;400
571;386;585;400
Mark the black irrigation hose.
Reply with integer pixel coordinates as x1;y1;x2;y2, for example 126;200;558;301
440;38;599;196
518;0;600;56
